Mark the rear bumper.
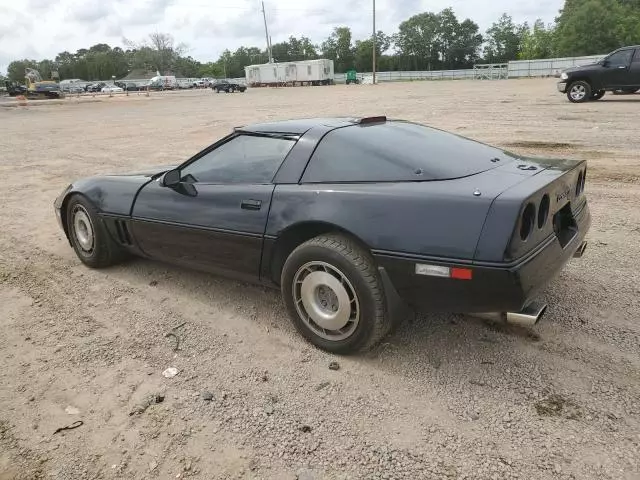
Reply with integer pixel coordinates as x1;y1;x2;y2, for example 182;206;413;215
557;82;568;93
374;201;591;314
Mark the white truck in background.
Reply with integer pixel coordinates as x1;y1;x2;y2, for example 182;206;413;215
147;75;177;90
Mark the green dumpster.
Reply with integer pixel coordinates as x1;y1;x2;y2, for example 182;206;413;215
346;69;359;85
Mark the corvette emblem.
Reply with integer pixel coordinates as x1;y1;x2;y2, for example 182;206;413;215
556;188;570;202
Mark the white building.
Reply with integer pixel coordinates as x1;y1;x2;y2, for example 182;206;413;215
244;59;335;87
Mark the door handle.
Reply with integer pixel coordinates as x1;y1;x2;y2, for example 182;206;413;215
617;65;627;69
241;199;262;210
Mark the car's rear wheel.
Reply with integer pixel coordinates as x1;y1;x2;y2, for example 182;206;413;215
591;90;605;100
66;194;128;268
281;234;390;354
567;81;591;103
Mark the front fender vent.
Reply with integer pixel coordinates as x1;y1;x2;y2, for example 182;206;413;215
114;220;133;246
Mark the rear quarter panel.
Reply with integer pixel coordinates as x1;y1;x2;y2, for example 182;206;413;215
475;159;586;262
267;178;505;259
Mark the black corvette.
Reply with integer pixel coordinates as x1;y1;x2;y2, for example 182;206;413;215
54;116;591;353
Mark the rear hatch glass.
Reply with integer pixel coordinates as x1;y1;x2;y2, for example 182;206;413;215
303;121;519;183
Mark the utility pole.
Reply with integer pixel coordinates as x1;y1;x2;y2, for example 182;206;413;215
372;0;376;84
262;1;273;63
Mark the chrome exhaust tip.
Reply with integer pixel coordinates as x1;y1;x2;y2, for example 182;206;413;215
470;301;548;328
506;302;547;327
573;241;587;258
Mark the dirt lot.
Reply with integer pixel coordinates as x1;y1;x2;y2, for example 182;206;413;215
0;79;639;480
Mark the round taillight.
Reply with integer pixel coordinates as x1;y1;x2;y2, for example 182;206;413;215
576;171;583;196
520;203;536;241
538;194;550;229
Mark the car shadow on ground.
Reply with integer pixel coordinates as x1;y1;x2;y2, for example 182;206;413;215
107;256;558;380
598;97;640;102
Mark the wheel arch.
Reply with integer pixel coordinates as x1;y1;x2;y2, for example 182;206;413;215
266;221;372;286
59;191;92;243
568;76;597;90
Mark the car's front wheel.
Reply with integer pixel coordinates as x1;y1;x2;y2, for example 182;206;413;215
66;194;128;268
567;81;591;103
281;234;390;354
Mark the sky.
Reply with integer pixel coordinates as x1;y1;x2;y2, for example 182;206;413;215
0;0;563;74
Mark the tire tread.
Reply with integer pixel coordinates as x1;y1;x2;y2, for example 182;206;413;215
66;194;128;269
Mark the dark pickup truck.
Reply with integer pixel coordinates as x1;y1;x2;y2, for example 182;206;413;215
211;80;247;93
557;45;640;102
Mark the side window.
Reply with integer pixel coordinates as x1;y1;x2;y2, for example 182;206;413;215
180;135;296;184
607;49;633;67
633;49;640;63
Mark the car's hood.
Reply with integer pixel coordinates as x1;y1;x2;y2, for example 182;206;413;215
106;165;178;178
563;62;601;74
55;165;180;216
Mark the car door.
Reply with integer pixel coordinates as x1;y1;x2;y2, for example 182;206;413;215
130;133;298;282
600;49;635;88
629;48;640;87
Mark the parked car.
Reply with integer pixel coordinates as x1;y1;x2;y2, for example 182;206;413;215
557;45;640;102
53;116;590;354
85;82;107;92
211;80;246;93
60;83;86;94
101;85;124;93
144;80;175;91
115;81;140;91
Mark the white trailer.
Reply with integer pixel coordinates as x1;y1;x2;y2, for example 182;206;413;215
245;59;335;87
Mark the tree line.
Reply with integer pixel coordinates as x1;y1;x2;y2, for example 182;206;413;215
5;0;640;82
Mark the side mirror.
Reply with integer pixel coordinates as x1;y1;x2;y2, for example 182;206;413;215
602;59;610;67
161;169;181;187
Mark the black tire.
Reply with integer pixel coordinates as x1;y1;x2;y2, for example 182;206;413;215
281;233;390;354
65;194;128;268
567;80;591;103
591;90;605;100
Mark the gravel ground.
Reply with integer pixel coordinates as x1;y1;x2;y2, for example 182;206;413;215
0;80;639;480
